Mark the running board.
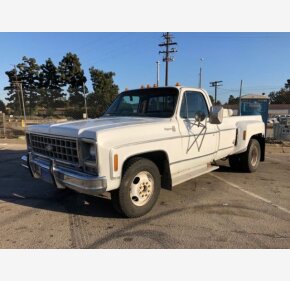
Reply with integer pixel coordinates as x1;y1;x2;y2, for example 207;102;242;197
172;164;219;187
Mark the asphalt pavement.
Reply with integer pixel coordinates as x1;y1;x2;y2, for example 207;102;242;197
0;141;289;248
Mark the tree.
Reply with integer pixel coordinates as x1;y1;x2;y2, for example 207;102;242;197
269;90;290;104
209;94;222;106
4;68;23;115
4;52;120;118
0;100;6;113
285;79;290;90
17;56;40;115
87;68;119;115
227;94;239;105
39;58;66;112
269;79;290;104
58;52;87;108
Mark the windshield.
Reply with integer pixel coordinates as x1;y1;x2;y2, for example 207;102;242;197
103;87;179;118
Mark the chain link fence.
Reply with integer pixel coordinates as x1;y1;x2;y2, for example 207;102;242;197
1;88;290;143
1;87;99;138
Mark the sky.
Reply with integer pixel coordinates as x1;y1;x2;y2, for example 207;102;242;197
1;32;290;103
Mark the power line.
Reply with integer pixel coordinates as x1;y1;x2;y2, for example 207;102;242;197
81;34;140;66
75;33;130;54
159;32;177;86
84;40;138;66
209;80;223;105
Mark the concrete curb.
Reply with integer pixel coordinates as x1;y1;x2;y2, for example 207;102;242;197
0;138;26;145
266;144;290;154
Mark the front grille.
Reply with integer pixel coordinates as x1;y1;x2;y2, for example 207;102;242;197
30;134;79;165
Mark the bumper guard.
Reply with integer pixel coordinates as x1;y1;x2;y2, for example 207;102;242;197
21;153;107;196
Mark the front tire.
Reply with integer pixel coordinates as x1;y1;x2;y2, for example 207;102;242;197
111;157;161;218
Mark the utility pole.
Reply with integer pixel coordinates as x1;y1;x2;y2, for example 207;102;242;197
13;65;27;127
209;80;223;105
199;58;204;88
156;61;160;87
13;66;22;116
83;82;88;119
19;82;27;127
239;80;243;116
159;32;177;86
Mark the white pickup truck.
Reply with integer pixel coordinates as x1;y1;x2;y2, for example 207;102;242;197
21;86;265;217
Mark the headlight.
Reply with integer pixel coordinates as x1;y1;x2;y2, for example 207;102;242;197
89;144;96;158
81;139;98;175
81;140;97;161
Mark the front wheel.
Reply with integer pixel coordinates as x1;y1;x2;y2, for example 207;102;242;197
111;157;161;218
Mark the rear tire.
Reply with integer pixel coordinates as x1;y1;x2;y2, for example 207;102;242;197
229;139;261;173
111;157;161;218
240;139;261;172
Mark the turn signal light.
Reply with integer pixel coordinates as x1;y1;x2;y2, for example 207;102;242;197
243;130;247;140
114;154;118;172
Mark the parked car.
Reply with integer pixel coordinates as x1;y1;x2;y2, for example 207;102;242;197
267;117;279;124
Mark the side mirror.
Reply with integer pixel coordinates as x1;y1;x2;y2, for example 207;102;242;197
209;106;223;124
194;111;206;123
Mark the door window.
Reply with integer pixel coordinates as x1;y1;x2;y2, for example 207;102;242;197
180;91;209;119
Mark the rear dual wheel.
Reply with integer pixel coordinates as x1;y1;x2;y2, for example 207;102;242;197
229;139;261;173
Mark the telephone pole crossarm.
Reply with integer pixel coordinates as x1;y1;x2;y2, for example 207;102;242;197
209;80;223;105
158;32;178;86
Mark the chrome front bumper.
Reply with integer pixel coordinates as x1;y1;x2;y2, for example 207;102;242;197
21;153;107;196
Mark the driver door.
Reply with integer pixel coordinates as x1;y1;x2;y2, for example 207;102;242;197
177;90;219;170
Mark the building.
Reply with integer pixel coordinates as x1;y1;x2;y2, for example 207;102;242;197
223;93;290;117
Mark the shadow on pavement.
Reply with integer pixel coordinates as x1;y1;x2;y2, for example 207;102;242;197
213;160;248;173
0;149;246;219
214;165;244;173
0;149;122;219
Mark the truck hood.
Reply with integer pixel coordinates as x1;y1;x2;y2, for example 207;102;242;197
27;117;168;139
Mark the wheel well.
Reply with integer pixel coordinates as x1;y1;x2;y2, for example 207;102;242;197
251;133;265;161
122;151;172;190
